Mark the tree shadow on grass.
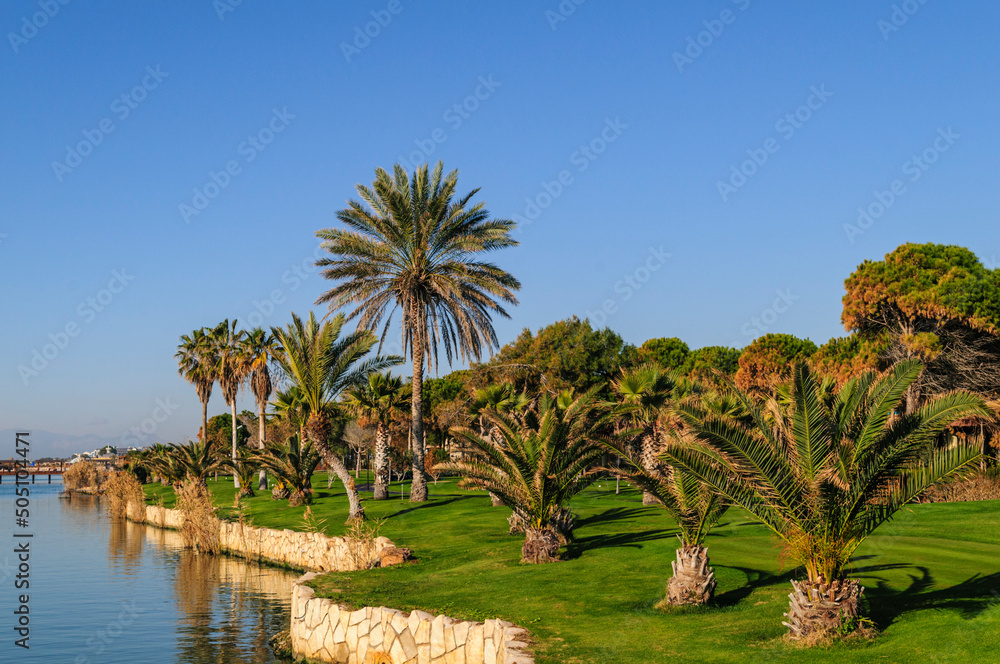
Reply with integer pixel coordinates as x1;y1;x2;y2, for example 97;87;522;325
712;567;798;607
574;506;651;529
853;563;1000;629
563;528;674;560
384;495;474;520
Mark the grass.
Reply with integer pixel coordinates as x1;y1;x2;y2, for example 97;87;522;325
144;474;1000;664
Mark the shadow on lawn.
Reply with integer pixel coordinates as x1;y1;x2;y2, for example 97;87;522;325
855;563;1000;628
712;567;797;607
563;528;674;560
384;495;474;520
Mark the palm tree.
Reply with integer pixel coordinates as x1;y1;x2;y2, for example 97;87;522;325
665;361;986;638
345;372;410;500
225;447;260;501
315;162;521;502
254;435;321;506
170;438;229;486
175;327;218;447
601;434;728;606
243;327;280;490
271;311;401;520
437;387;612;564
612;364;698;505
469;383;530;506
210;319;249;489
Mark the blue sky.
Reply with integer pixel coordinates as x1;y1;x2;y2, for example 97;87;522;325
1;1;998;447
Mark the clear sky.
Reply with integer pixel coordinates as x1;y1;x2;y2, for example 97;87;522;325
1;1;998;447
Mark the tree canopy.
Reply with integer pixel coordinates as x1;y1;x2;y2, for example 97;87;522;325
637;337;690;370
842;243;1000;405
734;333;817;393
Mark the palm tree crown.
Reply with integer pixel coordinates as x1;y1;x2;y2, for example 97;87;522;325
314;161;521;501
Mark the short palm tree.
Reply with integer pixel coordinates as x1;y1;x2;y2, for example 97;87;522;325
271;311;401;520
469;383;530;506
175;327;218;446
225;447;259;501
345;372;410;500
254;435;321;506
170;438;228;486
243;327;280;490
665;361;986;638
315;162;521;502
601;433;728;606
437;387;612;564
211;319;249;489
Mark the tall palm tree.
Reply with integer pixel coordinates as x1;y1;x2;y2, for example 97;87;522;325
437;387;612;563
665;361;986;638
315;162;521;502
271;311;401;520
612;364;698;505
345;372;410;500
211;319;249;489
243;327;280;490
175;327;218;447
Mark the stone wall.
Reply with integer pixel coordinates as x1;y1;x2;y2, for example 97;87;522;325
291;573;535;664
134;504;404;573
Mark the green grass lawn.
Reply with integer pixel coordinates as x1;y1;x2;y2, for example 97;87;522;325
145;475;1000;663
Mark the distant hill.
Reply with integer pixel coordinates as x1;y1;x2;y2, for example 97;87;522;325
0;429;121;460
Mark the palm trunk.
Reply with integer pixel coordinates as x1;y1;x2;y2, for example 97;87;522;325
230;403;239;489
257;408;267;491
665;542;716;606
201;399;209;445
409;346;428;502
522;527;560;564
640;431;659;506
783;578;864;639
373;424;390;500
327;454;364;521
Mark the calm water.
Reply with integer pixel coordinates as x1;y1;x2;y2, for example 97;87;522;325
0;481;298;662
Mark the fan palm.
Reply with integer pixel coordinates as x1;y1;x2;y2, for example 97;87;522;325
271;311;401;520
344;372;410;500
254;435;321;506
437;387;612;563
315;162;521;502
243;327;280;490
612;364;700;505
665;361;987;638
210;319;250;488
175;327;218;446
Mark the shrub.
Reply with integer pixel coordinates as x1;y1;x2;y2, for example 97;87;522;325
64;460;99;490
918;470;1000;503
176;479;220;554
103;471;147;522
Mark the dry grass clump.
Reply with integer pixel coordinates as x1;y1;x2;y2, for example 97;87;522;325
176;479;220;554
919;470;1000;503
345;517;386;570
103;471;147;522
64;460;99;490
